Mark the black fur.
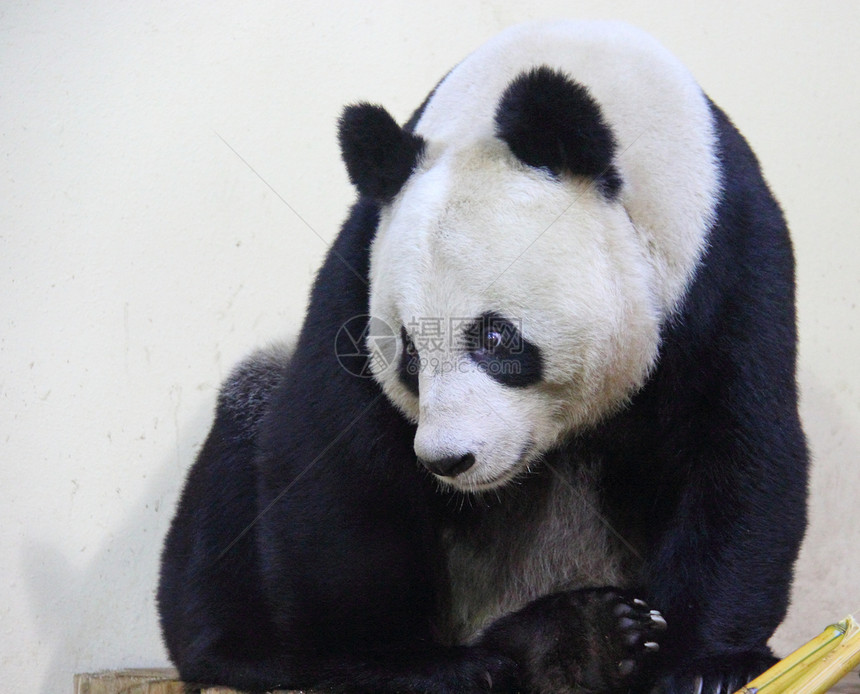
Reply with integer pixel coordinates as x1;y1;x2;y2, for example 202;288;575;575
398;326;421;396
338;103;426;203
495;66;622;198
158;64;807;694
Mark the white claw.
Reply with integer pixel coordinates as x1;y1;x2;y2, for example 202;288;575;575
693;675;704;694
650;611;668;629
644;641;660;651
633;598;648;607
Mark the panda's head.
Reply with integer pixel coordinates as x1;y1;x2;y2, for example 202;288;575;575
338;22;720;492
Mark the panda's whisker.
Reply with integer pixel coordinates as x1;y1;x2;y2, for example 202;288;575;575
460;390;642;561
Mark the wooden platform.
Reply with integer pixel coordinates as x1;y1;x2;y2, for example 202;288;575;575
75;667;860;693
73;668;304;694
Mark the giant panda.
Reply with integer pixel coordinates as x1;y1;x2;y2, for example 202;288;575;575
157;20;809;694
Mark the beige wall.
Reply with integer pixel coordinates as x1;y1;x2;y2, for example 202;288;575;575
2;2;857;691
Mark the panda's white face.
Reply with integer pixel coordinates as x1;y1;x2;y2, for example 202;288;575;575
368;142;662;492
345;20;720;492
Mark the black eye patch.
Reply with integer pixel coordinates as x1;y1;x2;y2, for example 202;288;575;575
398;326;420;396
464;312;542;388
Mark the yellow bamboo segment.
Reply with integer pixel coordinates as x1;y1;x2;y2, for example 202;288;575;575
735;621;846;693
789;617;860;694
734;616;860;694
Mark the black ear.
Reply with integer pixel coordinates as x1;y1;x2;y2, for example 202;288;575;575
338;103;426;203
495;67;621;198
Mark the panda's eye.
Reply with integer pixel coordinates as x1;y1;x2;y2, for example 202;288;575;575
483;329;503;353
404;333;418;356
464;318;514;355
465;311;543;388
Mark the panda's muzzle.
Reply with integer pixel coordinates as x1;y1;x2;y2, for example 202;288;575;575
419;452;476;478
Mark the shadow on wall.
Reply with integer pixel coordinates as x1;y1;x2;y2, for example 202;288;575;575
771;369;860;655
24;401;214;694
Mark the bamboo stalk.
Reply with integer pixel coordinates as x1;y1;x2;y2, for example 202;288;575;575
790;617;860;694
734;616;860;694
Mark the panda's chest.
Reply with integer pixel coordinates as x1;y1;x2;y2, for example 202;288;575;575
438;460;634;644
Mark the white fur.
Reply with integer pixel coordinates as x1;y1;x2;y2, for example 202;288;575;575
367;21;720;491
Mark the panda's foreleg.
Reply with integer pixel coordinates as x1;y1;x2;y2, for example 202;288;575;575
630;91;811;694
639;435;807;693
160;382;512;692
243;428;528;692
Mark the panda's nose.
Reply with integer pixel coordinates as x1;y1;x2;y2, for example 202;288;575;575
419;452;476;478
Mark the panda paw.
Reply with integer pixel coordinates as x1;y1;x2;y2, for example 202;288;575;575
611;594;668;680
650;651;777;694
479;587;666;693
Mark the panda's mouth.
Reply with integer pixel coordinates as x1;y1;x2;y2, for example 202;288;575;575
444;438;538;493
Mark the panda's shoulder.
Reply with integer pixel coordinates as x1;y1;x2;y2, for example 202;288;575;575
216;342;294;442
